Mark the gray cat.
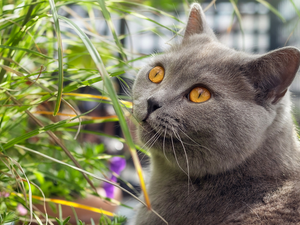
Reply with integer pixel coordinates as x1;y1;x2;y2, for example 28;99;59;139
132;3;300;224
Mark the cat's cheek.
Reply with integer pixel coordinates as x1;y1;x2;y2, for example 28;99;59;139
137;126;161;150
132;99;148;122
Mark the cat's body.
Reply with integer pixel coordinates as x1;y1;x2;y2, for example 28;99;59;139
132;3;300;224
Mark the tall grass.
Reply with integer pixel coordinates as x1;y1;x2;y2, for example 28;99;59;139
0;0;299;224
0;0;182;223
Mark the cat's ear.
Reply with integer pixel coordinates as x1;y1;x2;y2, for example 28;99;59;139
244;47;300;104
183;3;216;40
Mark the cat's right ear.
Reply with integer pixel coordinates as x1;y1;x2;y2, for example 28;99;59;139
243;47;300;104
183;3;216;41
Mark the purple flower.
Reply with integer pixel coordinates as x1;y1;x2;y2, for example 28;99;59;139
17;204;28;216
103;181;115;198
103;157;126;198
110;157;126;175
0;192;9;198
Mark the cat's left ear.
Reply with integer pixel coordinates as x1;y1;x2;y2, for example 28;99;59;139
183;3;216;41
244;47;300;104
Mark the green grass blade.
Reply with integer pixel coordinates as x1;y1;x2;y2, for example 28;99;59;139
2;115;118;150
14;144;145;206
62;70;125;93
0;45;52;59
114;7;179;34
229;0;245;50
16;144;167;224
58;15;152;209
96;0;127;61
2;118;69;150
0;0;43;83
22;0;38;27
59;117;119;127
289;0;300;18
49;0;64;115
110;0;184;24
62;128;150;156
0;16;26;31
6;91;98;193
256;0;286;22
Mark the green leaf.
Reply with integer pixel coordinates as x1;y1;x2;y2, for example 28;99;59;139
289;0;300;18
49;0;64;115
63;216;71;225
1;212;19;223
33;171;45;185
90;218;96;225
256;0;286;22
112;6;179;34
2;115;118;150
0;45;52;59
96;0;127;61
229;0;245;49
58;13;151;211
78;220;85;225
110;0;184;24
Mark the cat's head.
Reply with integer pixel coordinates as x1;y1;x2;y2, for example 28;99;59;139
132;3;300;177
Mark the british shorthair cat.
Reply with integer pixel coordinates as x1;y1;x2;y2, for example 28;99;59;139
132;3;300;224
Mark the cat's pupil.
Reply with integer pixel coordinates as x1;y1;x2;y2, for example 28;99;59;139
189;87;211;103
198;92;202;98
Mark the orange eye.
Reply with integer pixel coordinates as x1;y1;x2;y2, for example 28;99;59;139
149;66;164;83
189;87;211;103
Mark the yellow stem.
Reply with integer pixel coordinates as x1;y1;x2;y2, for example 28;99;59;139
11;192;115;217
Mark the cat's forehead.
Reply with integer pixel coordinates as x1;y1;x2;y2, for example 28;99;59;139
142;36;254;98
150;37;243;83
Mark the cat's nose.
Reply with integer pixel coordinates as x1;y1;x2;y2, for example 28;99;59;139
143;97;162;121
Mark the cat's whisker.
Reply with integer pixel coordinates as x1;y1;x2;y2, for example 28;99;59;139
138;122;159;135
144;128;163;152
147;130;163;150
170;132;189;178
163;128;170;163
118;77;133;98
126;112;147;133
172;127;193;193
140;127;162;150
126;109;152;134
140;128;163;161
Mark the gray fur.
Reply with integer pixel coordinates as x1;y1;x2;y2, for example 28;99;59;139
132;3;300;224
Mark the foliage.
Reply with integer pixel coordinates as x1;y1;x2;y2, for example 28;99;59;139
0;212;19;225
0;0;183;223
